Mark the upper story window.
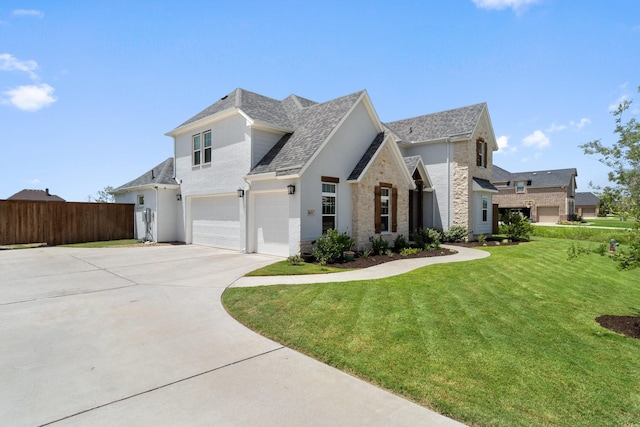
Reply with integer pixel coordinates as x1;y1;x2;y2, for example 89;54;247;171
137;195;144;205
192;130;212;166
476;138;488;168
516;181;526;193
322;181;337;233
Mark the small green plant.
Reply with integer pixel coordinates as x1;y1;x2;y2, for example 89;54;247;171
385;249;395;257
370;235;389;255
442;225;468;243
393;234;409;251
362;248;372;258
313;228;355;265
500;212;534;241
400;247;421;256
477;234;487;244
411;228;442;248
286;254;304;265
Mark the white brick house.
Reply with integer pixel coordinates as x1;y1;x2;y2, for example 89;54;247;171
114;88;499;256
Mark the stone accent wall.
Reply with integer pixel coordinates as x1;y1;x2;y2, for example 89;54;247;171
451;116;494;233
351;143;410;250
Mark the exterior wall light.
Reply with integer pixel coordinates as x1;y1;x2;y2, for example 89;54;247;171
287;184;296;195
176;194;182;201
237;189;245;198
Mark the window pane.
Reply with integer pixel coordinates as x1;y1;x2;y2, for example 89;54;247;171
204;131;211;148
381;199;389;215
193;134;201;150
322;183;336;193
381;216;389;232
322;196;335;214
322;216;335;233
204;147;211;163
194;151;201;165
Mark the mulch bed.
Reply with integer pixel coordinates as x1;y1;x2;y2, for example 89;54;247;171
596;315;640;340
327;248;457;269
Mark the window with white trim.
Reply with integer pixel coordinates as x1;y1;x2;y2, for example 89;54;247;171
322;182;336;233
137;195;144;206
192;130;212;166
516;181;525;193
380;187;390;232
482;196;489;222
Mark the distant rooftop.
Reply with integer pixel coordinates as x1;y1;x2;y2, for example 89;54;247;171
7;189;65;202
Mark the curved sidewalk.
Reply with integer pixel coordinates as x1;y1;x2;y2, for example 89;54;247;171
231;245;490;288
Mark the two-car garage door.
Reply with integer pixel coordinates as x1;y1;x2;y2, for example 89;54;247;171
190;192;290;256
191;196;240;250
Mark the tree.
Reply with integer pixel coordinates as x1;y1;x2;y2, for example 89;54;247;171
581;86;640;269
95;186;115;203
580;86;640;221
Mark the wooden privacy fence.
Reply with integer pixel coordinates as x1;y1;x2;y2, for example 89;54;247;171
0;200;134;246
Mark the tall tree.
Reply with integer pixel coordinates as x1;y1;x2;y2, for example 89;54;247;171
581;87;640;221
95;186;115;203
581;86;640;269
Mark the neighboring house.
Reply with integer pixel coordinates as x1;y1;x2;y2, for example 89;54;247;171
492;165;578;223
116;88;499;256
575;192;600;218
7;189;65;202
111;158;182;242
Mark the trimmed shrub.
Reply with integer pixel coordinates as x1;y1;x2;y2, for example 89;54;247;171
500;211;535;241
370;235;389;255
312;228;355;265
411;228;442;248
393;234;409;251
442;225;468;243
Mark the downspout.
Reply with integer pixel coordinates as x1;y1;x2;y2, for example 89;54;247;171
154;186;159;242
242;177;252;253
447;139;452;229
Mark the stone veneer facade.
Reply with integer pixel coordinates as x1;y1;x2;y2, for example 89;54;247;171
451;119;494;236
351;143;410;250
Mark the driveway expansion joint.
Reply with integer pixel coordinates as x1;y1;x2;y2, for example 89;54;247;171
37;346;286;427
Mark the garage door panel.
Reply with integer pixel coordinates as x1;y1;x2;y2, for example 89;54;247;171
538;206;559;223
191;196;240;250
254;193;289;256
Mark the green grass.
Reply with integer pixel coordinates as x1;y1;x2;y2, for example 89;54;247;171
223;238;640;426
245;260;349;276
58;239;141;248
584;217;637;229
533;225;637;244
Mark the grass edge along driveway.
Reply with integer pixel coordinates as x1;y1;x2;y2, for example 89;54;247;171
223;238;640;427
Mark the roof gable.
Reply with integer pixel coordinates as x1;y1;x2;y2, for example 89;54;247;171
248;91;366;177
385;103;486;143
493;165;577;188
112;157;178;193
7;189;65;202
575;192;600;205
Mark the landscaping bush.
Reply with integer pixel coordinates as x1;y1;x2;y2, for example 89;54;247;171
411;227;442;248
370;235;389;255
400;247;421;256
393;234;409;251
442;224;468;243
500;211;535;241
312;229;355;265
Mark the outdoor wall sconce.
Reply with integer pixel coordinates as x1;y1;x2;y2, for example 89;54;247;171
176;194;182;201
287;184;296;195
237;189;245;198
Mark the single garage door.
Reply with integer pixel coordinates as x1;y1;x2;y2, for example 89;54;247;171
254;192;289;256
581;207;597;218
191;196;240;250
537;206;559;223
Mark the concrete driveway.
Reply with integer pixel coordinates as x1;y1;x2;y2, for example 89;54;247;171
0;245;464;426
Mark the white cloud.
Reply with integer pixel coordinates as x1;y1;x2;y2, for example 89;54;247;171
0;53;39;80
546;123;566;132
2;84;56;111
609;94;629;112
522;130;550;149
12;9;44;18
471;0;541;12
570;118;591;129
496;135;517;154
29;178;41;184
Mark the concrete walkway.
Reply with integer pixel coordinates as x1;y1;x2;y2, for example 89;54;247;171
0;244;484;426
231;245;489;287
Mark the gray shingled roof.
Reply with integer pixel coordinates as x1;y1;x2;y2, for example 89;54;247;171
175;88;294;131
493;165;577;188
575;192;600;206
347;132;385;181
249;91;365;176
385;103;486;142
7;189;65;202
403;155;422;175
473;177;498;191
112;158;177;192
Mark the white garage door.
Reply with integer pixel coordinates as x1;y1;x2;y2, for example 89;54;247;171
538;206;559;223
254;192;289;256
191;196;240;250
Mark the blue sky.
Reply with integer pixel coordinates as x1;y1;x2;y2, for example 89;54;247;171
1;0;639;201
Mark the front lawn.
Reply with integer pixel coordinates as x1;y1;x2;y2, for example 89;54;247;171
223;237;640;426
